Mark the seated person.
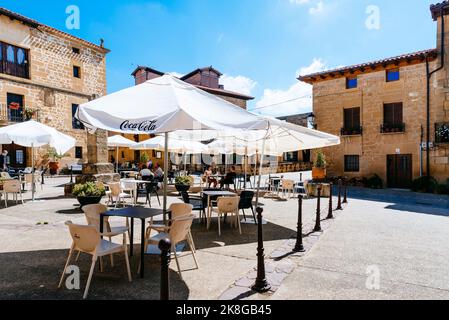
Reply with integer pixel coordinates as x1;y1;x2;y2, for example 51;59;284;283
203;166;218;188
140;164;154;178
219;166;237;189
154;164;164;182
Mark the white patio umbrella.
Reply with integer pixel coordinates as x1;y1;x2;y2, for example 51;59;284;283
0;120;76;201
76;74;340;213
107;135;137;172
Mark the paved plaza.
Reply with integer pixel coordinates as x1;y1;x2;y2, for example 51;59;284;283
0;174;448;300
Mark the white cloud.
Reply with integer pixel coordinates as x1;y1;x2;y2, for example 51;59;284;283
220;74;257;96
289;0;325;15
253;59;326;117
309;1;324;15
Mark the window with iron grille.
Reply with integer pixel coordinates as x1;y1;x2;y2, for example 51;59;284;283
72;104;84;129
436;123;449;143
344;155;360;172
0;41;30;79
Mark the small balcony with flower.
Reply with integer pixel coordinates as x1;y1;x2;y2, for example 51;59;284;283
435;123;449;144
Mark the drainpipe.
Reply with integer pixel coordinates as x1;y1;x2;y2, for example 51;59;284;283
426;6;447;178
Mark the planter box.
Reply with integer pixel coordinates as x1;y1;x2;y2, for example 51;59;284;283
312;167;327;181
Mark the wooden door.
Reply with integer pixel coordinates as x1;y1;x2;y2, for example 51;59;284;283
3;143;27;169
387;154;412;189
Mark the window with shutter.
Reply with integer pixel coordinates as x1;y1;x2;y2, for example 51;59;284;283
382;103;404;133
342;107;362;135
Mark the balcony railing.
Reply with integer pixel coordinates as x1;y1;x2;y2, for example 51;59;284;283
380;123;405;134
341;126;363;136
0;104;39;124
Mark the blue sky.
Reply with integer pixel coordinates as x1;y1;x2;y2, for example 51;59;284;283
2;0;439;116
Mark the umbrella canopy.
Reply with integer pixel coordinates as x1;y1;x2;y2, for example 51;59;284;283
107;135;137;148
0;120;76;154
76;74;269;134
132;136;207;154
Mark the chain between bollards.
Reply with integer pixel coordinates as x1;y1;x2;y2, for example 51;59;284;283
252;207;271;293
293;195;305;253
313;185;322;232
327;182;334;219
159;238;171;300
336;179;343;210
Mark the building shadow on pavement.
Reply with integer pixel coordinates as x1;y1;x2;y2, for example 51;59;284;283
340;186;449;217
0;249;189;300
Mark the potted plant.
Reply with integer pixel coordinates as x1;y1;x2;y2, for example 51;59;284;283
23;106;36;121
0;177;5;191
140;152;150;167
47;147;63;175
72;182;106;209
175;176;191;194
312;151;327;181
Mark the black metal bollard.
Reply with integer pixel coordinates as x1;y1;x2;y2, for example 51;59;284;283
70;166;73;184
313;185;322;232
343;181;348;204
41;171;45;185
327;182;334;219
159;238;171;300
336;179;343;210
293;195;305;252
251;207;271;293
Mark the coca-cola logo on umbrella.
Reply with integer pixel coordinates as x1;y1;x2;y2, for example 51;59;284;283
120;120;157;132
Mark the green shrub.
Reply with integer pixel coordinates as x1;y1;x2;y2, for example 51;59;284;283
411;176;438;193
72;182;105;197
366;174;383;189
175;176;191;186
314;151;327;169
140;152;150;164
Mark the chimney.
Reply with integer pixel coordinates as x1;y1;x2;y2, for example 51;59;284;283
132;67;164;85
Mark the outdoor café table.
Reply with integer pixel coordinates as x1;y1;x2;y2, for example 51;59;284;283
100;207;171;279
202;190;238;230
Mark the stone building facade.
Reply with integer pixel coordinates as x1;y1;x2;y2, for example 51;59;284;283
0;7;109;170
299;3;449;187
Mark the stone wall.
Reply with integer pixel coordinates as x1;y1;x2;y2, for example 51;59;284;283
313;59;449;183
0;14;108;168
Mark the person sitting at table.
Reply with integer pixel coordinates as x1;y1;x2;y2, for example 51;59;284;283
140;164;154;178
219;166;237;190
204;166;218;188
154;164;164;182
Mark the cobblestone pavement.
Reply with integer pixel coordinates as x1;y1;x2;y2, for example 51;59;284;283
1;174;447;300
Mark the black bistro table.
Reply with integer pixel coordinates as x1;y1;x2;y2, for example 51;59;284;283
100;207;171;278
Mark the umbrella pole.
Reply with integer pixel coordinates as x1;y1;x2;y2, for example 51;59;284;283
255;138;267;208
183;152;187;175
244;147;248;190
163;132;169;225
116;147;119;173
31;143;35;202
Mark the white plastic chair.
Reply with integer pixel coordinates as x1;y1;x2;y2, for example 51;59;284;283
213;196;241;237
3;179;23;207
106;183;133;208
144;214;198;280
280;179;295;199
58;221;132;299
81;204;130;266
